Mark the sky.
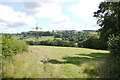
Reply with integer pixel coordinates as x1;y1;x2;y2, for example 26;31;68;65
0;0;105;33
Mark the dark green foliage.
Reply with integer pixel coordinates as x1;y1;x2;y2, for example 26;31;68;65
69;41;77;47
23;30;104;49
26;41;34;45
103;57;120;78
94;1;120;45
13;30;101;49
21;31;54;38
60;31;95;43
78;36;107;50
93;1;120;78
20;30;98;43
27;39;77;47
2;34;28;57
78;42;83;47
108;35;120;56
54;33;62;38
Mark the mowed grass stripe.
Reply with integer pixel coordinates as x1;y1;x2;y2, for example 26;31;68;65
3;46;109;78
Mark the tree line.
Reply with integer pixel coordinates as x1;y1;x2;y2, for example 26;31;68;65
20;30;98;42
19;30;107;49
26;39;77;47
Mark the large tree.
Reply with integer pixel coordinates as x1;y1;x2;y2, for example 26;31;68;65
94;1;120;41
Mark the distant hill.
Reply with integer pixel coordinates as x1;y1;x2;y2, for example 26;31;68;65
82;30;97;32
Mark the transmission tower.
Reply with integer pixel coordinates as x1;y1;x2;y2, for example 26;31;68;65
32;23;42;31
32;23;42;39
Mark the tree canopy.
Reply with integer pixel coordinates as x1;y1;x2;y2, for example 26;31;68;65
94;1;120;41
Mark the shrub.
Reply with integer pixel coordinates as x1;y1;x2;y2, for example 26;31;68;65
27;39;77;47
96;35;120;78
26;41;34;45
78;41;83;47
54;33;62;38
2;34;28;57
108;35;120;56
80;36;107;50
81;63;97;78
69;41;77;47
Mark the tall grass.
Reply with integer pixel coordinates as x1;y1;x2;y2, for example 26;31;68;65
2;46;109;78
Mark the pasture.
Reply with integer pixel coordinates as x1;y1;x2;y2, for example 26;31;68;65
2;46;109;78
24;36;61;41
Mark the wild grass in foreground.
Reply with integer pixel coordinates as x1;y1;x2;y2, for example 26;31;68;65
2;46;109;78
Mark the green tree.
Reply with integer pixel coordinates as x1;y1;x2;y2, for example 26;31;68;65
93;1;120;78
94;1;120;41
108;35;120;56
2;34;28;57
54;33;62;38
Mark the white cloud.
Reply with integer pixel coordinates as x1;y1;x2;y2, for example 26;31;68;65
0;0;74;3
55;0;76;3
0;0;102;33
67;0;104;25
0;1;69;33
35;3;68;22
0;4;37;33
0;0;52;2
50;21;84;31
0;5;37;27
21;2;69;22
1;28;16;33
50;20;100;31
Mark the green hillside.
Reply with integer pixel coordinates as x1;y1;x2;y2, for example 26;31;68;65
3;46;109;78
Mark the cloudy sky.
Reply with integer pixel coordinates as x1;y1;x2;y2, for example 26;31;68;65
0;0;104;33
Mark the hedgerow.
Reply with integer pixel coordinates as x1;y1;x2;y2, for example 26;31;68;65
26;39;77;47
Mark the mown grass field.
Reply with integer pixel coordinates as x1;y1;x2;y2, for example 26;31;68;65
2;46;109;78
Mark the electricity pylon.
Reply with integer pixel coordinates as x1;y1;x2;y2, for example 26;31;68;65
32;23;42;40
32;23;42;31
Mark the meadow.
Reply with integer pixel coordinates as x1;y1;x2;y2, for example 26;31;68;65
1;1;120;78
2;46;109;78
23;36;61;41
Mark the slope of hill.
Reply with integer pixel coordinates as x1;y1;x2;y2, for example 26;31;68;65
3;46;109;78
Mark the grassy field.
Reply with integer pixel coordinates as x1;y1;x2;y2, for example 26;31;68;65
24;36;61;41
2;46;109;78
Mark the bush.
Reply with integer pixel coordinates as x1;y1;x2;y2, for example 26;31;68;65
96;35;120;78
108;35;120;56
27;39;77;47
82;63;97;78
2;34;28;57
69;41;77;47
79;36;107;50
26;41;34;45
54;33;62;38
78;41;83;47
